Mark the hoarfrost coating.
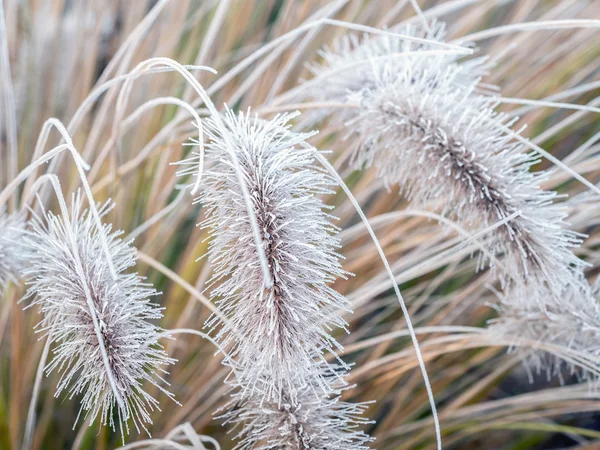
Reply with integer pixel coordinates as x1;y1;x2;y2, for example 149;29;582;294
221;375;373;450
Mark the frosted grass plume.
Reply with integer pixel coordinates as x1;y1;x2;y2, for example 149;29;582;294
179;109;351;405
221;369;373;450
21;191;175;436
302;21;586;297
490;278;600;381
299;21;486;127
0;209;26;291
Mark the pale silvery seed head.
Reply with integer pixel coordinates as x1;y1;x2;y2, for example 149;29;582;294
303;21;585;294
21;191;175;436
222;371;373;450
181;109;351;405
0;209;27;290
301;20;486;127
490;278;600;380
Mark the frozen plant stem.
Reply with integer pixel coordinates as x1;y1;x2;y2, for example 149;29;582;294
0;0;17;211
207;16;472;101
453;19;600;44
122;57;273;288
22;332;52;450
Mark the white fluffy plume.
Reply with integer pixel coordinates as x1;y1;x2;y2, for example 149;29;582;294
0;209;26;290
21;191;175;436
179;109;374;447
302;21;585;295
490;278;600;379
221;371;373;450
303;21;485;125
182;109;352;404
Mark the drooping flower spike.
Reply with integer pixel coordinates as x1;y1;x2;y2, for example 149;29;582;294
490;278;600;381
293;20;595;430
22;186;175;437
181;109;352;405
221;369;374;450
301;20;586;298
0;119;171;446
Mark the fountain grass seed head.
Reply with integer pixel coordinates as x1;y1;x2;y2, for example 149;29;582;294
180;109;352;405
221;368;373;450
303;20;585;297
21;191;175;436
490;277;600;380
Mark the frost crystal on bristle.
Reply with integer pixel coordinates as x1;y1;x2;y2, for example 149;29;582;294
490;279;600;380
21;192;175;436
0;209;26;290
303;21;585;294
222;372;373;450
181;109;351;404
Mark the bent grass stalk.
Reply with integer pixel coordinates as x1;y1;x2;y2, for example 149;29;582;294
116;57;274;288
0;119;118;279
0;0;17;211
312;150;442;450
